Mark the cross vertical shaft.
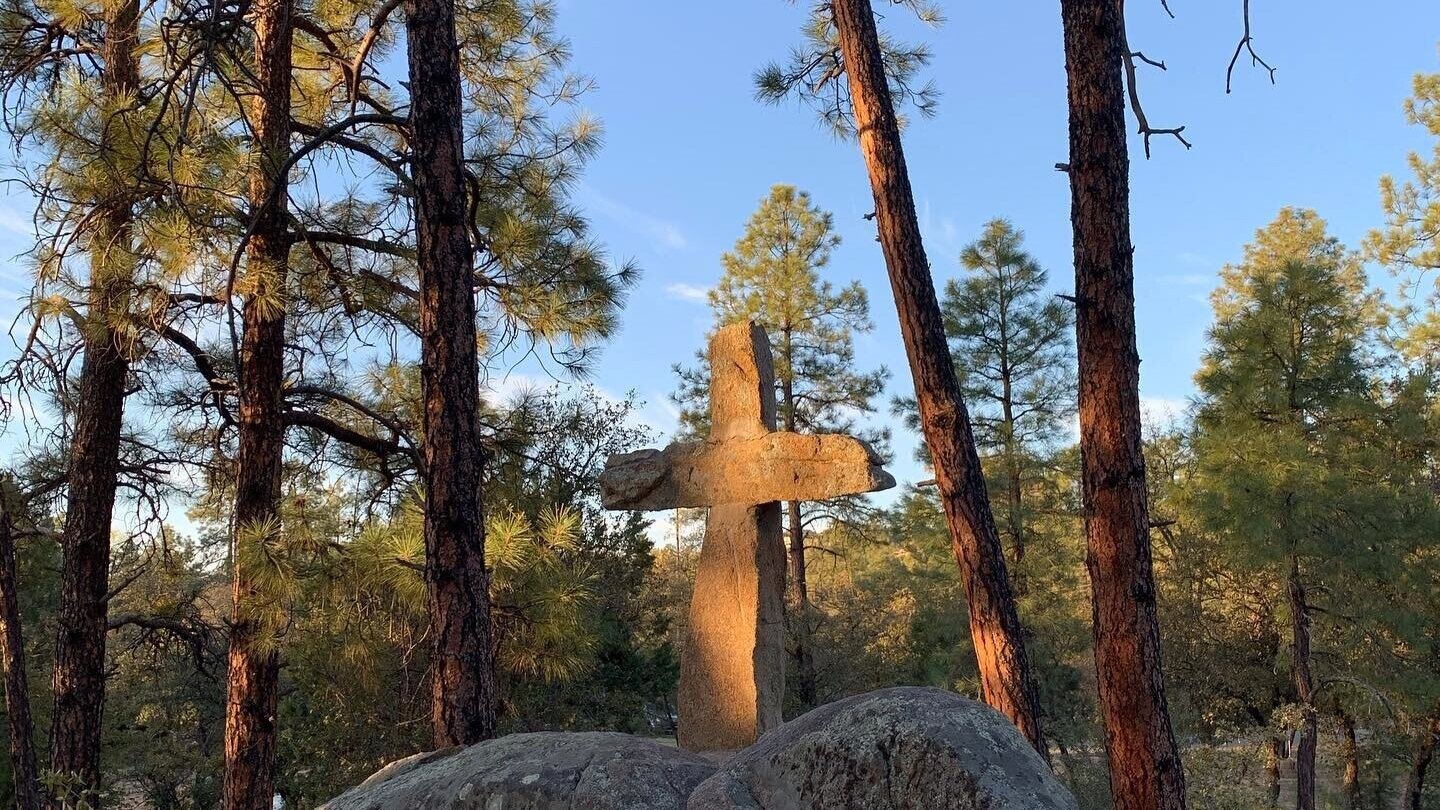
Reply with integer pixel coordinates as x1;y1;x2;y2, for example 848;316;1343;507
677;323;785;751
598;321;894;752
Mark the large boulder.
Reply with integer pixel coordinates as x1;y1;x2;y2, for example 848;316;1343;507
687;687;1078;810
321;731;716;810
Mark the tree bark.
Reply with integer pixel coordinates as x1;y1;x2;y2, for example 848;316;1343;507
787;498;817;709
48;0;140;800
999;367;1026;593
829;0;1046;761
1059;2;1186;808
780;339;817;710
1406;711;1439;810
1288;558;1317;810
222;0;291;805
1339;709;1358;810
0;493;41;810
1267;735;1283;806
406;0;498;746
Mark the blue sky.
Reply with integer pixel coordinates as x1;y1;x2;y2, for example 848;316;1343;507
536;1;1440;489
0;2;1435;518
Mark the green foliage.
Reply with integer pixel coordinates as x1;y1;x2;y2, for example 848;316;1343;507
754;1;941;137
674;184;887;444
1367;45;1440;360
943;219;1074;455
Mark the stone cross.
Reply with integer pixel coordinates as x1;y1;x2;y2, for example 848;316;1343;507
599;321;894;752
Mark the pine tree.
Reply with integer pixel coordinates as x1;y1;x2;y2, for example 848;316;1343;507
676;184;886;709
222;0;293;803
1367;51;1440;362
757;0;1047;758
0;480;39;810
941;219;1073;577
1190;208;1391;810
0;0;241;794
1058;2;1186;806
40;0;141;798
404;0;499;746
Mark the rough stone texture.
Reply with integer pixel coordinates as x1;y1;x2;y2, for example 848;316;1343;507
708;321;776;441
599;434;894;510
599;322;893;513
678;501;786;752
686;687;1079;810
598;321;895;754
320;732;715;810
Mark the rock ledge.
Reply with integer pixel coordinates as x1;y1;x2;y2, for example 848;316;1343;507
686;686;1078;810
321;731;715;810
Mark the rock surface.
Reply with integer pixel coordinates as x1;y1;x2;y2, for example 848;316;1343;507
597;320;893;756
678;500;786;752
599;434;894;511
686;687;1079;810
320;732;716;810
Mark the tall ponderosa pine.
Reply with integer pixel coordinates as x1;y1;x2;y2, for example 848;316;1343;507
941;219;1072;577
1058;1;1186;806
1407;713;1440;810
1368;58;1440;805
0;481;39;810
1190;209;1398;810
757;0;1046;757
678;184;886;709
222;0;293;803
406;0;498;746
0;0;241;792
47;0;141;797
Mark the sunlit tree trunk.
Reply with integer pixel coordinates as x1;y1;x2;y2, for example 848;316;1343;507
1059;1;1186;807
1288;558;1317;810
222;0;291;804
1267;735;1283;806
998;361;1026;592
406;0;498;746
1407;711;1439;810
48;0;140;800
1339;709;1359;810
780;326;817;709
0;494;40;810
829;0;1046;760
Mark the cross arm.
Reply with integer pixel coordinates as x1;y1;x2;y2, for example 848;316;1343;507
599;432;895;511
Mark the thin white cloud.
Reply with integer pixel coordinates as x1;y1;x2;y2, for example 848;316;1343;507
482;372;544;406
1140;396;1188;428
664;282;709;304
0;205;32;237
583;187;687;252
1063;396;1190;442
1161;272;1213;287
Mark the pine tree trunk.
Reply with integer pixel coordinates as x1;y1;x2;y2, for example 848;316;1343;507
0;495;40;810
1059;2;1186;808
999;375;1026;592
48;0;140;800
222;0;291;805
787;498;817;709
1267;735;1283;806
1339;709;1359;810
1406;712;1439;810
829;0;1046;761
406;0;497;746
779;344;817;710
1288;558;1317;810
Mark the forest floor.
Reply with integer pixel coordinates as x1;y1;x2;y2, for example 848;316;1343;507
1273;758;1406;810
